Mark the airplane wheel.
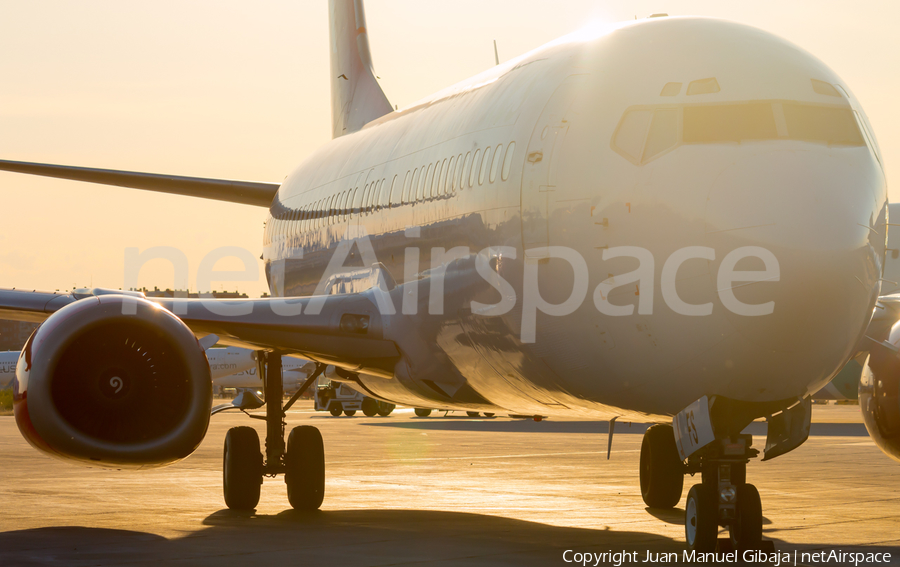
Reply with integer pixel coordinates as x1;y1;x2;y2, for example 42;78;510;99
415;408;432;417
466;411;480;417
329;402;343;417
376;402;395;417
285;425;325;510
484;413;495;417
730;484;763;551
685;484;718;552
223;427;262;510
362;397;379;417
343;410;357;416
639;424;684;508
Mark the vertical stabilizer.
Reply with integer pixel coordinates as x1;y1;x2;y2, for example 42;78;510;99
329;0;393;138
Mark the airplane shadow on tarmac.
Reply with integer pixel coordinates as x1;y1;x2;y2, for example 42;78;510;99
0;510;685;566
0;509;888;566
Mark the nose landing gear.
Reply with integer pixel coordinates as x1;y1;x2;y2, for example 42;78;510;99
222;352;327;511
683;435;765;552
638;426;771;553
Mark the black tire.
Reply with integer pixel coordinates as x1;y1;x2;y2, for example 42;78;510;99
640;424;684;508
466;411;480;417
343;410;357;417
223;426;262;510
730;484;763;551
285;425;325;511
484;413;495;417
362;397;379;417
685;484;718;552
415;408;432;417
329;402;343;417
376;402;395;417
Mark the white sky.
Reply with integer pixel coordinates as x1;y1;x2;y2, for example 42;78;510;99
0;1;897;298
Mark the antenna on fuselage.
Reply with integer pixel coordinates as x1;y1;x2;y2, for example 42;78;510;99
493;40;500;66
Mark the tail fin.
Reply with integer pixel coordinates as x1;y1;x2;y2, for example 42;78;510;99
329;0;393;138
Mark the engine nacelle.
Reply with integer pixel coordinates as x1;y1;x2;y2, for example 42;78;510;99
860;322;900;463
14;295;211;468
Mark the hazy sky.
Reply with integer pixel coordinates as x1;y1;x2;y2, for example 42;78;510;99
1;1;897;298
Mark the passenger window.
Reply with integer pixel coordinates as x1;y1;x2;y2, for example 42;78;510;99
479;146;492;185
389;175;399;206
405;169;417;203
660;82;682;97
447;156;457;192
643;109;678;161
432;161;443;198
501;142;515;181
352;186;363;212
460;152;471;190
440;158;450;195
811;79;840;98
469;149;482;188
490;144;502;183
418;165;430;201
613;110;652;163
686;77;720;95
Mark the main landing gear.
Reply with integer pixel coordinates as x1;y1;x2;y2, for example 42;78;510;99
639;425;768;553
223;352;327;511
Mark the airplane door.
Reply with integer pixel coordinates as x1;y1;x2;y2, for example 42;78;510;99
521;75;587;259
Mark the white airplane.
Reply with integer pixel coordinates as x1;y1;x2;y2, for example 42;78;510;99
210;351;311;390
0;1;896;553
0;351;17;390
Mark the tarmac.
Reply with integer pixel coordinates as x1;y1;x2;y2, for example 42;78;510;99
0;402;898;566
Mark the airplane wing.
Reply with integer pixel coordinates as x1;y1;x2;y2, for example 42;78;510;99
0;288;399;378
0;159;279;207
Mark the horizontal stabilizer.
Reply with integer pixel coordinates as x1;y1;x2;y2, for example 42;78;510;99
0;159;279;208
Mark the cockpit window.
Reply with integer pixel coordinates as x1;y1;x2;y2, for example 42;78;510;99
811;79;840;98
660;82;682;97
686;77;720;95
643;109;678;161
613;100;866;166
781;104;864;146
683;103;778;143
612;109;652;163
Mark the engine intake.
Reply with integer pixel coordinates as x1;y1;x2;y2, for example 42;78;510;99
14;295;211;467
860;321;900;463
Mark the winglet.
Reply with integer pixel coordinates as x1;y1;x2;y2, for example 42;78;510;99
329;0;393;138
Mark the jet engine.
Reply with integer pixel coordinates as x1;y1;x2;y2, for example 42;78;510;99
14;294;211;468
860;321;900;462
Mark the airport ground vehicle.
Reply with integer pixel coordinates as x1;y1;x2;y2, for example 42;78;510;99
315;376;365;416
314;373;395;417
1;0;898;552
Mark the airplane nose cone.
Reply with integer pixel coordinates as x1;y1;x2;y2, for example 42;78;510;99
704;149;884;390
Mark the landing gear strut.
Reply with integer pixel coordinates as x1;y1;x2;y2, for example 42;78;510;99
683;435;765;553
222;352;327;510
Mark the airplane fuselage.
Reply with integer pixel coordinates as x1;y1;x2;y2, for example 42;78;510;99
262;17;886;420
